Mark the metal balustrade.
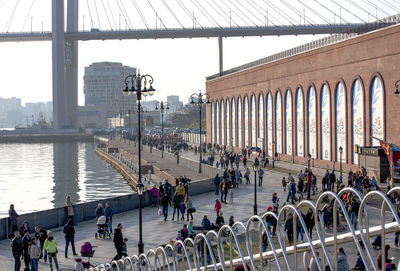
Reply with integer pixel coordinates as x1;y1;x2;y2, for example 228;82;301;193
89;188;400;271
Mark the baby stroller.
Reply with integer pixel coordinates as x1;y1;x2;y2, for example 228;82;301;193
95;215;111;239
80;242;95;268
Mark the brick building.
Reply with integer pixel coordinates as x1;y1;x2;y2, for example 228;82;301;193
206;24;400;173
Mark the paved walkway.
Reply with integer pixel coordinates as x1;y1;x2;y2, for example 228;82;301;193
0;144;398;270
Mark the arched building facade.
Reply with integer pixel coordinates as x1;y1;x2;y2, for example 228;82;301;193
206;24;400;171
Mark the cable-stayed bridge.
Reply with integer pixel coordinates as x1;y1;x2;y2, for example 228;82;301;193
0;0;399;128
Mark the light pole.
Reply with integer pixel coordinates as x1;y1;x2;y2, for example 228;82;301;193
252;157;260;215
307;153;311;172
190;91;211;173
339;146;343;182
272;140;275;168
155;101;169;158
123;71;155;255
139;106;147;151
128;109;131;146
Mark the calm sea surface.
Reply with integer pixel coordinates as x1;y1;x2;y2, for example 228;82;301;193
0;142;133;218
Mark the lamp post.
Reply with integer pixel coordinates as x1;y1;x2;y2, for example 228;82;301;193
395;80;400;95
252;157;260;215
155;101;169;158
139;106;147;151
307;153;311;172
339;146;343;182
123;71;155;255
128;109;131;146
272;140;275;168
190;91;211;173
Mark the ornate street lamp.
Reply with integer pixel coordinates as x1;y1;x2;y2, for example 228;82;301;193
190;91;211;173
395;80;400;95
123;71;155;255
155;101;169;158
252;157;260;215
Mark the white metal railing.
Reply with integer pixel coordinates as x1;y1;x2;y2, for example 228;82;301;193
89;188;400;271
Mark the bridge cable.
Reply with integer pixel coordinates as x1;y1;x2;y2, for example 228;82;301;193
329;0;367;23
0;0;6;10
296;0;332;24
21;0;36;32
191;0;220;27
92;0;102;29
130;0;149;29
225;0;257;26
359;0;393;16
115;0;130;30
262;0;296;25
147;0;167;29
106;0;118;30
310;0;350;24
232;0;266;26
280;0;317;25
195;0;223;27
344;0;379;20
204;0;231;26
210;0;240;27
86;0;95;29
174;0;198;25
4;0;20;32
247;0;280;26
160;0;184;28
219;0;250;26
100;0;113;30
118;0;134;30
374;0;400;13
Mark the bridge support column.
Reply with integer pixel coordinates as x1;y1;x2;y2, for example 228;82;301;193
218;36;223;76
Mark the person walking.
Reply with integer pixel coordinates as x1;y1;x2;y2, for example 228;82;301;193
22;229;32;270
214;199;222;217
151;185;160;206
235;155;240;170
179;199;186;221
329;170;336;192
44;231;59;271
34;226;48;262
65;195;74;221
172;193;181;220
112;224;124;261
29;237;41;271
63;219;77;258
160;193;171;221
285;214;294;245
304;208;315;238
104;202;114;233
185;194;194;221
258;168;264;187
214;174;221;195
95;203;104;220
9;204;19;238
282;177;287;192
11;230;23;271
244;167;250;184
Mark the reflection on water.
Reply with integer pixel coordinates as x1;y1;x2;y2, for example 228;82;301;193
0;142;133;217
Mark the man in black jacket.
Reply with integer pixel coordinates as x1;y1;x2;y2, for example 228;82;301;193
160;193;171;221
11;230;23;271
112;224;124;261
63;219;77;258
329;170;336;192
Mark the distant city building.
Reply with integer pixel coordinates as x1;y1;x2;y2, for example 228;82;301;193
80;62;137;128
140;100;158;111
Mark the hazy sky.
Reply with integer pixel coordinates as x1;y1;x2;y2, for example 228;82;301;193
0;0;396;105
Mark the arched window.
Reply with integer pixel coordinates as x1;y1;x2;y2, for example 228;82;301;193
258;94;264;148
371;76;384;146
351;80;364;164
244;96;249;147
226;99;230;147
237;97;242;147
231;98;236;147
321;84;331;160
335;82;346;162
267;93;273;156
276;91;282;154
296;88;304;156
210;102;214;144
285;90;292;155
308;86;317;158
251;95;256;147
221;100;224;145
216;101;219;145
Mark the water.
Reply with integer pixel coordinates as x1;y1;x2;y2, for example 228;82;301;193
0;142;133;218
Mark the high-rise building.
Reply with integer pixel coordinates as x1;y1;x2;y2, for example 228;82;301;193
81;62;137;128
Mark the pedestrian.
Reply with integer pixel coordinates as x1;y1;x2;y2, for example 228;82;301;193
34;226;47;262
272;193;279;210
329;170;336;192
201;215;211;231
285;214;294;245
112;224;124;261
160;193;171;221
151;185;159;206
180;224;189;240
282;177;287;191
22;229;32;270
214;174;221;195
229;188;234;204
288;179;297;204
29;237;41;271
337;248;349;271
65;195;74;221
235;170;241;188
215;212;225;228
309;252;321;271
44;231;59;271
219;179;225;202
172;193;181;220
11;230;23;271
265;207;277;235
258;168;264;186
222;180;229;204
303;251;311;271
185;194;194;221
244;167;250;184
9;204;19;237
19;221;31;239
188;220;196;239
352;252;365;270
95;203;104;220
104;202;114;233
304;208;315;238
350;198;360;230
63;219;77;258
214;199;222;216
235;155;240;169
242;155;247;167
179;200;186;221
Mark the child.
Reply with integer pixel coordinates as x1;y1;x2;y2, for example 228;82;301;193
229;189;234;204
282;177;287;191
122;238;128;257
74;258;85;271
29;237;41;271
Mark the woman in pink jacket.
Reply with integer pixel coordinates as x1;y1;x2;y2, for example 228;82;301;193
214;199;222;216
